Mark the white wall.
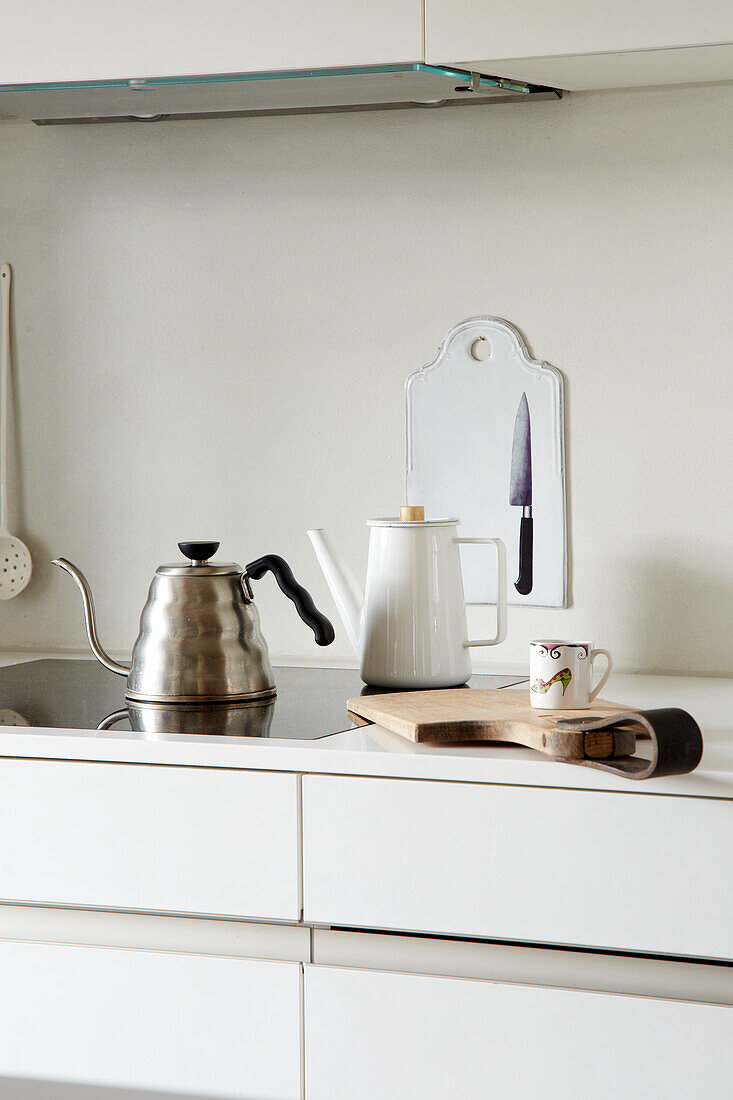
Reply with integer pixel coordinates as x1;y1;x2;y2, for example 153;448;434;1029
0;82;731;675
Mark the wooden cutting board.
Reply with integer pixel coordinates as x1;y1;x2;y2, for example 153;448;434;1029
347;688;640;761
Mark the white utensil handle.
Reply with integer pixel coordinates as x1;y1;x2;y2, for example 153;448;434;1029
589;648;614;701
456;537;508;647
0;263;10;532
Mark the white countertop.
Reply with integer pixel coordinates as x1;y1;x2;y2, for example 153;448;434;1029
1;653;731;798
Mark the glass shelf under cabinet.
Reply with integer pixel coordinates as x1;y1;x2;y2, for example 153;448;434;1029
0;63;548;124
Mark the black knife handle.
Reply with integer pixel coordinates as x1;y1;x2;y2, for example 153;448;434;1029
515;516;533;595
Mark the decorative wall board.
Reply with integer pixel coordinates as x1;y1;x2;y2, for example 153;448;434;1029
406;317;566;607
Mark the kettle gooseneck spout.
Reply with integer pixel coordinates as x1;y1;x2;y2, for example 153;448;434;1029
306;530;363;655
51;558;130;678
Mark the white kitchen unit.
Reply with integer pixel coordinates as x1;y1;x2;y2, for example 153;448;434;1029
425;0;733;89
0;664;731;1097
305;964;731;1099
0;941;301;1099
0;760;300;919
302;775;733;958
4;0;731;99
0;0;423;85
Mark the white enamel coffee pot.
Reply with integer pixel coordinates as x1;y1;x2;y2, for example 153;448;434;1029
308;507;507;688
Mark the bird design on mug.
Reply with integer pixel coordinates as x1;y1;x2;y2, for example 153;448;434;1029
531;667;573;695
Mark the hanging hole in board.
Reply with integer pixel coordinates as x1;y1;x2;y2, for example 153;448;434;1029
470;337;491;362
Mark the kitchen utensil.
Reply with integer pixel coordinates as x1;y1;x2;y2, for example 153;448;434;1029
0;264;32;599
347;688;703;779
52;541;335;703
308;507;507;689
530;640;613;710
405;317;566;608
510;391;533;594
347;688;631;752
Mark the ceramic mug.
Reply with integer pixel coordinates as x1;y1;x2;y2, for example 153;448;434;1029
529;640;613;710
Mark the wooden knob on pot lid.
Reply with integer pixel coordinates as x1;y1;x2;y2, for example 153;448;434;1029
400;505;425;522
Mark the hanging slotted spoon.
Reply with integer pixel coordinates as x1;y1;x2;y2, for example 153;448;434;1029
0;264;32;598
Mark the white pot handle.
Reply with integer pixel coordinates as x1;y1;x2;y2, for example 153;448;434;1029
589;648;614;701
455;538;507;647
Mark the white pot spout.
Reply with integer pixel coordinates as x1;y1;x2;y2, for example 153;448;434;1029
306;529;363;656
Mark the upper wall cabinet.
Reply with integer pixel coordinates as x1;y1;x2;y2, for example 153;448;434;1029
426;0;733;90
3;0;729;114
0;0;424;85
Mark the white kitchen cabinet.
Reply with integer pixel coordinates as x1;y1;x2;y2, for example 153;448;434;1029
426;0;733;90
0;760;300;920
0;940;301;1099
305;964;733;1099
303;774;733;960
0;0;423;86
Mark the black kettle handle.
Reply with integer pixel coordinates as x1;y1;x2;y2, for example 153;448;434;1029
245;554;335;647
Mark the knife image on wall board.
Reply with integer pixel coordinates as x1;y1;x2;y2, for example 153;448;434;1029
510;392;533;594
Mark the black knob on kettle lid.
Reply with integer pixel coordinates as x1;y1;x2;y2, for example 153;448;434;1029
178;541;220;564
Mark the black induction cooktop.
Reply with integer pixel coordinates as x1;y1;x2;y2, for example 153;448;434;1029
0;660;526;739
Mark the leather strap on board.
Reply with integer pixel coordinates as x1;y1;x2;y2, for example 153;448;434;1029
556;707;703;780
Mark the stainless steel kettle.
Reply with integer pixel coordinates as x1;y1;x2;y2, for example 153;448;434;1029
52;541;335;703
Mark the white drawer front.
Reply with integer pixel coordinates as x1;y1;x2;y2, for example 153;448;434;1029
0;760;299;920
306;964;733;1099
303;775;733;959
0;940;300;1099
